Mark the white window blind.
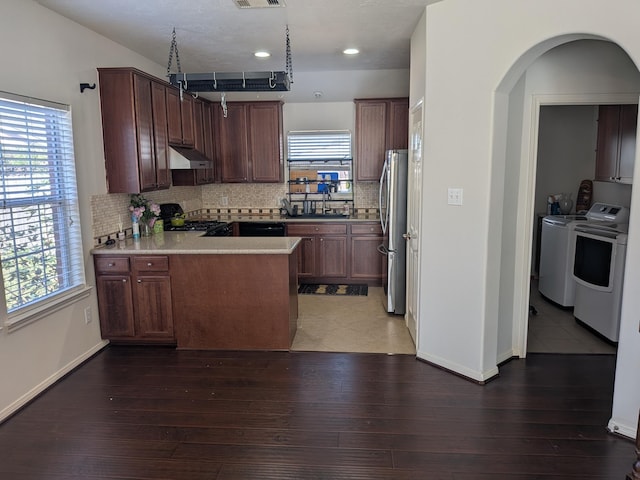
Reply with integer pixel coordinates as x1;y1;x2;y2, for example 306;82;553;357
0;92;84;314
287;130;352;162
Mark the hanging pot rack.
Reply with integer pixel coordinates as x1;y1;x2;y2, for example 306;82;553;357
166;26;293;96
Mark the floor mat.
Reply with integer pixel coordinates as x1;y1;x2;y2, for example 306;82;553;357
298;283;368;296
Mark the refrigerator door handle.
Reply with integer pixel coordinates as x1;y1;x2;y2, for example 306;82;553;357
379;157;389;235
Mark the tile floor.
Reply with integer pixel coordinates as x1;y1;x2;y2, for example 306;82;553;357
291;286;416;354
527;279;617;354
291;281;616;355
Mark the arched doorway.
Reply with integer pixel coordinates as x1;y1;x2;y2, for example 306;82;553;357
490;38;640;363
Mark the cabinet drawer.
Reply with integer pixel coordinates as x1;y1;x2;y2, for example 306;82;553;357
133;256;169;272
351;223;382;235
287;223;347;236
95;256;130;274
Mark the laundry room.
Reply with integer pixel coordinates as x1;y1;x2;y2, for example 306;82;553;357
530;103;634;353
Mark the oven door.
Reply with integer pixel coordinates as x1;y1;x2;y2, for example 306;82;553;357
572;229;618;292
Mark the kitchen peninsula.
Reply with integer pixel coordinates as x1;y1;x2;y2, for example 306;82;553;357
92;233;300;351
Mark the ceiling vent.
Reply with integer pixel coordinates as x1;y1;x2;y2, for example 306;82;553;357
233;0;286;8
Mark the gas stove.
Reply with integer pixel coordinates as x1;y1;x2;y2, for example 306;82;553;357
164;220;231;236
159;203;231;236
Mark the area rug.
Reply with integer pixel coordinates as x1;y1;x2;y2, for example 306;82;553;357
298;283;368;296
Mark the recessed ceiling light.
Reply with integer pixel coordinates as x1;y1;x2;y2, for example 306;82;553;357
343;48;359;55
254;51;271;58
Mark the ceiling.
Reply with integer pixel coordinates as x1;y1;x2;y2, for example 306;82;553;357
34;0;440;74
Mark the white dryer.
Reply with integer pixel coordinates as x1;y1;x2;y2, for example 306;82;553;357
538;203;629;307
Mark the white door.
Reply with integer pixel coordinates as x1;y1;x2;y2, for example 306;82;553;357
405;101;423;345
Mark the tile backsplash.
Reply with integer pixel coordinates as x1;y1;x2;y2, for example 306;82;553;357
90;181;379;244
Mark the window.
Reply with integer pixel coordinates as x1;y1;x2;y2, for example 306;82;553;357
287;130;352;162
0;92;84;315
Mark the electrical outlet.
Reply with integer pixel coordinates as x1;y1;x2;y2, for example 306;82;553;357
221;196;229;206
84;306;92;324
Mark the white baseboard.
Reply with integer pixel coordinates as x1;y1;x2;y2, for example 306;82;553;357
0;340;109;423
417;349;499;382
608;417;638;440
496;348;515;365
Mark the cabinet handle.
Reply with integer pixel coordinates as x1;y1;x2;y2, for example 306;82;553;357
137;279;142;283
122;279;127;283
147;262;153;267
108;263;115;267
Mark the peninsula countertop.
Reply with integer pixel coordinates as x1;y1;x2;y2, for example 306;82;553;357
91;231;301;255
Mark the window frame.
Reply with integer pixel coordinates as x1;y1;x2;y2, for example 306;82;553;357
0;91;87;331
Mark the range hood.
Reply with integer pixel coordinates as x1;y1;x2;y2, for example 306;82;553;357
169;147;213;170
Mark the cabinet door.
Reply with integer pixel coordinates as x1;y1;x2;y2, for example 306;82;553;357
193;99;205;154
151;82;170;189
133;275;174;339
133;75;157;191
180;95;195;147
217;103;249;182
618;104;638;182
355;100;388;181
166;88;183;145
319;236;347;277
296;237;316;278
248;102;283;182
96;275;135;338
388;98;409;150
350;236;384;280
595;105;622;181
201;101;216;183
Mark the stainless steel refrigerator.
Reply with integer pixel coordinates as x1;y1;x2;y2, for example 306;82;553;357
378;149;408;315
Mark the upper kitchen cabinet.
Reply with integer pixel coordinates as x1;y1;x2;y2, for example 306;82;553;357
98;68;171;193
166;88;195;148
215;101;283;183
595;104;638;184
171;98;216;186
355;98;409;181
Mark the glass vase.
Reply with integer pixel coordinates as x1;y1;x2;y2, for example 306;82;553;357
140;220;152;237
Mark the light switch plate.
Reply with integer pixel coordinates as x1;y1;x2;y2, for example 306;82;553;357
447;188;463;206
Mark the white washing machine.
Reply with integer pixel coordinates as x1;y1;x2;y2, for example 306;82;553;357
538;214;585;306
538;203;629;307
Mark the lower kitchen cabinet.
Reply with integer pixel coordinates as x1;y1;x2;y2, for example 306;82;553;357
94;255;175;344
287;223;347;281
287;222;383;285
350;223;384;281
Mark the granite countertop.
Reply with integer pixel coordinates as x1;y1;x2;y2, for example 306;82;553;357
91;232;301;255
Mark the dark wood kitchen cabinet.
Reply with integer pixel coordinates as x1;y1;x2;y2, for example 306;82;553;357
595;104;637;184
98;68;171;193
287;221;383;285
355;98;409;181
166;87;195;148
94;254;175;344
287;223;348;281
215;101;283;183
171;99;216;186
350;222;384;282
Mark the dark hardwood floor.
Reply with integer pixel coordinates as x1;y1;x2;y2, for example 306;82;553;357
0;346;634;479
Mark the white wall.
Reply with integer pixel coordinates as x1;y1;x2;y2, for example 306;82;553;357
418;0;640;437
535;105;599;215
0;0;168;420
